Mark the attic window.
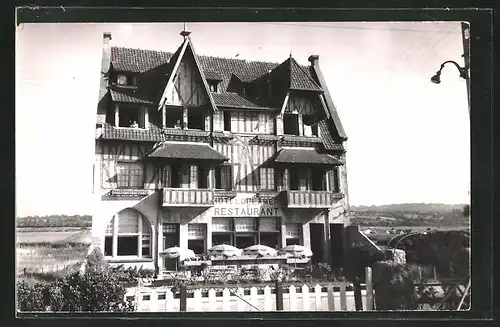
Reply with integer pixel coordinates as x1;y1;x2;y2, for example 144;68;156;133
116;74;137;86
117;74;128;86
208;81;219;93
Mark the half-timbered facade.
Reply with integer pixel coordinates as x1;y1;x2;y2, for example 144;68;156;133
92;30;350;273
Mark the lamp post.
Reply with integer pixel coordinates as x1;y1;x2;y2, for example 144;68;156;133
430;22;470;116
430;60;470;116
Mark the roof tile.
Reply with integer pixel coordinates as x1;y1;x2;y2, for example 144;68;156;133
274;148;343;165
100;123;164;142
109;88;153;104
212;92;277;110
148;142;228;161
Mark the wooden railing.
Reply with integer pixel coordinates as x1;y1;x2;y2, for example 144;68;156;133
162;188;214;207
281;190;343;208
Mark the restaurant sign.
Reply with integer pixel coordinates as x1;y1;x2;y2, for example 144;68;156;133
213;195;280;217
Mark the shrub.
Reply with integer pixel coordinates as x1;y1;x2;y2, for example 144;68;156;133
17;248;134;312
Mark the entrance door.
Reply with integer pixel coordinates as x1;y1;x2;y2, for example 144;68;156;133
329;224;345;268
309;224;325;264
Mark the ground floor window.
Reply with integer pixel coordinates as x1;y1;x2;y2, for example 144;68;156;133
163;223;179;249
104;209;151;258
285;223;302;246
211;217;281;248
188;223;206;254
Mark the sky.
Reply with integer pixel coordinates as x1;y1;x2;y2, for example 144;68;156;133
15;22;470;217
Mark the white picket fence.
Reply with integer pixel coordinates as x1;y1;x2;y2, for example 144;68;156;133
125;283;372;312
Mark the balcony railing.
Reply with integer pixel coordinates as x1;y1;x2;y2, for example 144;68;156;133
103;188;151;200
162;188;214;207
280;190;343;208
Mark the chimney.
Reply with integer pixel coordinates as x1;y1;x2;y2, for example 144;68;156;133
308;54;319;66
96;32;112;126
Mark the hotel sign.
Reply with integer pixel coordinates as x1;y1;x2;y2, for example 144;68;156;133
213;196;280;217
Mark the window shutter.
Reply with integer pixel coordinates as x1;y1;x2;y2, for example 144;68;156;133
190;165;198;188
162;164;171;188
213;111;223;131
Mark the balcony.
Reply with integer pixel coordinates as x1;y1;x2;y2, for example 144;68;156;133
103;188;151;200
280;190;343;208
162;188;214;207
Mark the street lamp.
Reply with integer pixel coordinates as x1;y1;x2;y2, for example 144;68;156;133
430;60;468;84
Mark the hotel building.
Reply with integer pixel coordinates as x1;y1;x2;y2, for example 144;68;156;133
92;29;351;274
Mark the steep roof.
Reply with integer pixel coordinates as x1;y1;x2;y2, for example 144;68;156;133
109;47;321;97
111;47;172;73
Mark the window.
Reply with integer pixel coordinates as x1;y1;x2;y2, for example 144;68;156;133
211;218;280;249
163;223;179;249
117;74;128;86
162;222;179;268
289;167;300;190
187;107;205;130
116;162;143;189
118;106;143;128
104;209;151;258
231;111;260;133
289;167;310;191
332;167;340;192
216;165;233;190
223;111;231;132
157;293;166;300
188;224;206;254
165;106;183;129
259;218;280;249
286;223;302;246
142;294;151;301
170;164;192;188
259;168;275;191
209;82;218;93
283;114;299;135
311;169;327;191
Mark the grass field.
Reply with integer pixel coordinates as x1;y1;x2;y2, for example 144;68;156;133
16;228;92;277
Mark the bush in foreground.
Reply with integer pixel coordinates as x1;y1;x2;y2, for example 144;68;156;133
17;248;134;312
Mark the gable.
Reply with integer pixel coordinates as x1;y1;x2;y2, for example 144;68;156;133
285;92;323;117
164;47;210;107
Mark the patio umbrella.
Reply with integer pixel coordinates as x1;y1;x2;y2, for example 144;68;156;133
160;247;196;261
243;244;277;257
208;244;242;257
279;245;313;258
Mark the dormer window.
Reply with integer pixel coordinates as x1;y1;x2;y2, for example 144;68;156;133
115;74;137;86
117;74;128;86
208;80;219;93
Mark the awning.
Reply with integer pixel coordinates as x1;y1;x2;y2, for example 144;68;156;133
274;148;343;165
148;142;228;162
